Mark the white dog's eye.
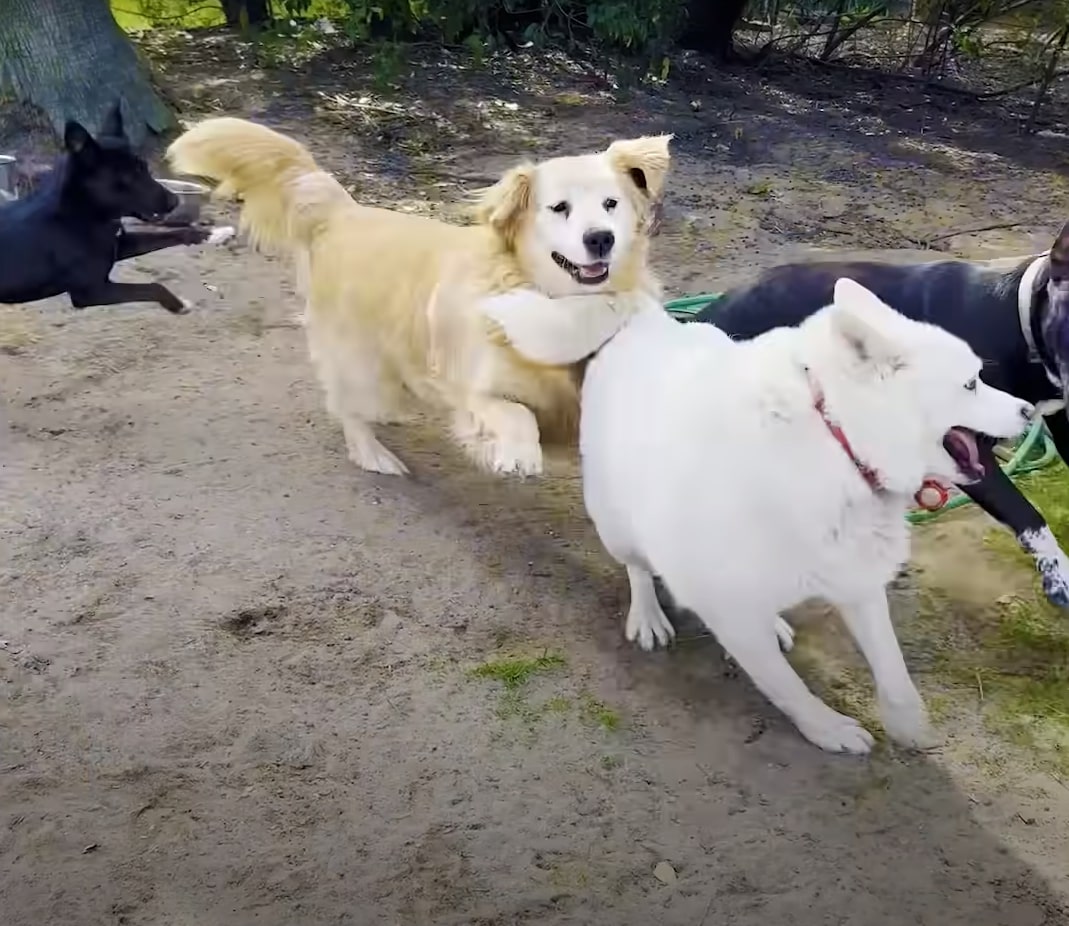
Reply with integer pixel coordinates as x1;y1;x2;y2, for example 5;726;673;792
964;377;977;392
549;201;570;216
603;198;618;211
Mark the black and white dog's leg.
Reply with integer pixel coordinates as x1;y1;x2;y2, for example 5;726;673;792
1017;412;1069;606
961;437;1069;608
115;225;235;262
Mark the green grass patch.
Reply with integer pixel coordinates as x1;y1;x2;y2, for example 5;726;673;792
997;595;1069;663
468;652;567;691
468;652;626;737
579;692;622;731
985;466;1069;565
544;696;573;715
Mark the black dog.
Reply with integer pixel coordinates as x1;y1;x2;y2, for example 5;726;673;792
691;224;1069;609
0;104;222;314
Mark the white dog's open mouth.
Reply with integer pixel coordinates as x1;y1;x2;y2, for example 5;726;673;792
552;252;610;286
943;427;984;482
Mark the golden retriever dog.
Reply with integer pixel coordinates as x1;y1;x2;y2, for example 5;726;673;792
167;118;671;476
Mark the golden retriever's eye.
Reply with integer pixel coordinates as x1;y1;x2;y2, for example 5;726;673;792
964;377;977;392
603;197;618;211
549;201;570;216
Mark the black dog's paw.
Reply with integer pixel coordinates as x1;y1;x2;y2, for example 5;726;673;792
182;226;212;245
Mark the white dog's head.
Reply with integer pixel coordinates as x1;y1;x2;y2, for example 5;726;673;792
475;135;672;296
816;278;1033;492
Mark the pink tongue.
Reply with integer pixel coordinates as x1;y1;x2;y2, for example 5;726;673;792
579;262;607;279
948;428;983;476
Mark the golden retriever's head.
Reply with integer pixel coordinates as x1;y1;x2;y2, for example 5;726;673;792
475;134;672;296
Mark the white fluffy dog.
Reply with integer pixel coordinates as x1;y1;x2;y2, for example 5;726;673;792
580;279;1033;754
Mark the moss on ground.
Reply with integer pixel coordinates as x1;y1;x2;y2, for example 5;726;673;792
468;650;625;736
468;652;568;691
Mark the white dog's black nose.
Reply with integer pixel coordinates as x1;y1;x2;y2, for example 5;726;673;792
583;228;615;258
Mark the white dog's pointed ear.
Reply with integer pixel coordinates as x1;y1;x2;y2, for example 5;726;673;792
606;134;673;200
830;278;903;368
473;163;534;248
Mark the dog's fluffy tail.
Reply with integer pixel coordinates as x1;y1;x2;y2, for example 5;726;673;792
166;117;347;253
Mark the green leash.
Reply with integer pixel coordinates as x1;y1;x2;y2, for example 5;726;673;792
663;293;1059;524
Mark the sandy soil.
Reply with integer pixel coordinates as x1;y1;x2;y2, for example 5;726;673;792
2;37;1069;925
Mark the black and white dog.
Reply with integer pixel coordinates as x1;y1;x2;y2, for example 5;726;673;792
691;225;1069;608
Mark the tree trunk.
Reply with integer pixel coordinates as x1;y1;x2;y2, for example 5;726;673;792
220;0;273;28
0;0;175;148
679;0;749;60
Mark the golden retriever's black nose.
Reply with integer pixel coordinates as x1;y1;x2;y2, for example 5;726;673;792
583;228;615;258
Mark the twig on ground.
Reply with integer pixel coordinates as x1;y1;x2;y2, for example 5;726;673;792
901;221;1026;250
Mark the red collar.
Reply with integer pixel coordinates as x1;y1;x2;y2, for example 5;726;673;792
810;382;885;493
808;372;949;512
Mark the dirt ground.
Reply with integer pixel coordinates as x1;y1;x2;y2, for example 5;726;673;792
3;35;1069;925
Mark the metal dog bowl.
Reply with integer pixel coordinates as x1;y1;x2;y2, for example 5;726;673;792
156;178;210;226
0;154;18;202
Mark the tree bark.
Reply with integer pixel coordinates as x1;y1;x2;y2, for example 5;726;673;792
678;0;749;60
220;0;273;28
0;0;175;148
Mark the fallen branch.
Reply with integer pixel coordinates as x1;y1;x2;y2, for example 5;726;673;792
978;66;1069;100
899;221;1027;250
924;221;1026;246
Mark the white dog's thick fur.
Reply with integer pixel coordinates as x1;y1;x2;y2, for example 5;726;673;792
580;279;1033;754
167;118;670;477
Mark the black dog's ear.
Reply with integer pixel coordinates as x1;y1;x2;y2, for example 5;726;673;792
1050;221;1069;284
99;102;124;139
63;121;96;156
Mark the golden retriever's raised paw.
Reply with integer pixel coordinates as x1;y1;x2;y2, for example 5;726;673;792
458;399;543;477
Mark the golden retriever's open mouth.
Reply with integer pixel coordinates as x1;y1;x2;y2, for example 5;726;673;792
552;252;610;285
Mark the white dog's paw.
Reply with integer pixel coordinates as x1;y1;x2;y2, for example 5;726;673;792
206;224;237;246
879;693;941;750
175;297;193;315
774;617;795;652
796;707;875;755
625;599;675;652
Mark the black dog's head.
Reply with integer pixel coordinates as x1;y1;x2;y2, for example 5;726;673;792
1042;221;1069;405
63;103;178;222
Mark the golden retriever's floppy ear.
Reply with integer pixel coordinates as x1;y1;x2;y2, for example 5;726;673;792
472;163;534;247
606;134;673;201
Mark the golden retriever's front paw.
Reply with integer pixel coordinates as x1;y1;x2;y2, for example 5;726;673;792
486;440;543;477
